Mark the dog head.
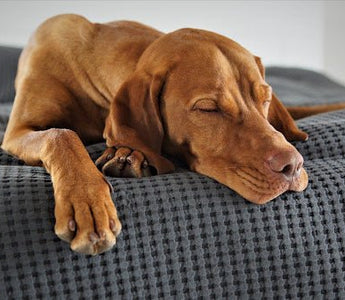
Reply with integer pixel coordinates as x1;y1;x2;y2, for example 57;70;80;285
105;28;308;204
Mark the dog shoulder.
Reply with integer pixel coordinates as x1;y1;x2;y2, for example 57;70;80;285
34;14;94;46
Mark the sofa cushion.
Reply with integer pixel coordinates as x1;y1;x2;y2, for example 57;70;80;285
1;46;345;298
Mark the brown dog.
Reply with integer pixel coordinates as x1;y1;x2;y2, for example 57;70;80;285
2;14;344;255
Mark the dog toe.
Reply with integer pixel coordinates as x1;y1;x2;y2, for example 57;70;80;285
54;201;75;242
95;147;116;171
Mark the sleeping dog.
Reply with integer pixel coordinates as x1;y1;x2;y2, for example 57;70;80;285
2;14;344;254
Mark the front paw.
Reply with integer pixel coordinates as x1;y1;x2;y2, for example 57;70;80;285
95;147;153;178
54;177;121;255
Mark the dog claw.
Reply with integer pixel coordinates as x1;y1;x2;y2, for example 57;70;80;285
68;220;76;231
98;230;106;240
95;148;116;171
89;232;100;244
109;219;116;232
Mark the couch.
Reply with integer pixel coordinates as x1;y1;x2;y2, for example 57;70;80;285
1;45;345;298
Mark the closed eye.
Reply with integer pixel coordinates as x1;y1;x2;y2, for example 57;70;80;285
193;99;219;112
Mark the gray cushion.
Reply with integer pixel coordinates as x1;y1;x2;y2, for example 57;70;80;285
1;46;345;298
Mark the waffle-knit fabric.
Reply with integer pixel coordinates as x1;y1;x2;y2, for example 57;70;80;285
1;46;345;299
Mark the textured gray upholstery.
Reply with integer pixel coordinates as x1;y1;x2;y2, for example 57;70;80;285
1;46;345;299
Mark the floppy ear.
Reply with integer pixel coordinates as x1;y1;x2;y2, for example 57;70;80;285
104;70;175;174
254;56;308;142
268;94;308;141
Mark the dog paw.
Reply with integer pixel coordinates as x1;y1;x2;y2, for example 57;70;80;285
54;176;121;255
95;147;153;178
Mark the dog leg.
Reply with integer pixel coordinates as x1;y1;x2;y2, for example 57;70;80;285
1;128;121;255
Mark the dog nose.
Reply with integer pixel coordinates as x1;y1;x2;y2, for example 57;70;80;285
268;150;304;179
